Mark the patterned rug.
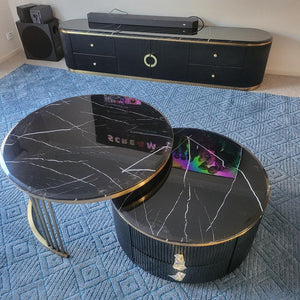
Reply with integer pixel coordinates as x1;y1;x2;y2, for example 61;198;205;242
0;64;299;299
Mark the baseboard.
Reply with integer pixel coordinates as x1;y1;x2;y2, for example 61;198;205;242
0;47;23;64
265;69;300;78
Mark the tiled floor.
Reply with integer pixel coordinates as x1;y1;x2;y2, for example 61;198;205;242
1;49;300;98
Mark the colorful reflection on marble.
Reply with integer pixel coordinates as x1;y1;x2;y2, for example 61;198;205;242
172;135;241;178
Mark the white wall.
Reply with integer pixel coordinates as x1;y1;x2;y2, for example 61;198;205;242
0;0;21;63
5;0;300;76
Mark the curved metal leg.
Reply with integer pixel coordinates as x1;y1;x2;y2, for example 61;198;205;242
27;197;69;257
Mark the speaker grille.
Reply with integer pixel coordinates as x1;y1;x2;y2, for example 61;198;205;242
22;26;52;59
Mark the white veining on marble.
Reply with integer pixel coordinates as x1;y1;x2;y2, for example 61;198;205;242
6;161;98;189
183;183;191;242
121;168;156;172
119;168;142;180
183;137;191;187
45;99;72;107
197;217;204;243
81;111;130;125
129;130;172;139
80;161;123;189
117;191;135;211
189;136;225;167
10;134;72;153
121;145;171;174
205;147;242;232
205;173;238;232
206;148;263;232
45;110;91;134
143;201;154;235
54;178;101;198
194;189;215;241
155;137;192;238
206;148;243;232
238;169;263;212
33;174;95;193
21;157;87;164
171;135;191;153
14;156;123;190
18;128;78;136
156;189;184;236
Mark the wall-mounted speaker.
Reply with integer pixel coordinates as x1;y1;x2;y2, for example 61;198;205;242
16;18;64;61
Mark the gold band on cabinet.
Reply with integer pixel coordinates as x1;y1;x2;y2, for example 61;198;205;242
69;68;261;91
60;29;272;47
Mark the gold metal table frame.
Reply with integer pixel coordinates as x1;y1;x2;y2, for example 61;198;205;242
27;197;69;257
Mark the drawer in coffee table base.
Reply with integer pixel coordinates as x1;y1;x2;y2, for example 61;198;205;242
113;207;260;283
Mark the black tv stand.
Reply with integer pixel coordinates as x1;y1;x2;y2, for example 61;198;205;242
59;19;272;89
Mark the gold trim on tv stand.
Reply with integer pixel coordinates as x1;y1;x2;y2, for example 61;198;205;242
60;29;271;47
69;68;260;91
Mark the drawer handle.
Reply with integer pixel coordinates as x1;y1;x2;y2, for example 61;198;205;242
93;62;97;66
211;74;216;78
144;54;158;68
90;43;94;47
213;53;218;58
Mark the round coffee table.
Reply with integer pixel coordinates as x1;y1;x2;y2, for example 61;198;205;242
112;128;269;282
0;94;173;257
0;95;269;283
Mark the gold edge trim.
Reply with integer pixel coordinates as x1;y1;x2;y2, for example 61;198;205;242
69;69;260;91
1;126;18;167
60;29;272;47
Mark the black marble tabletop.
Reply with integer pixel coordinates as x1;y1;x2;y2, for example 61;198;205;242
60;19;272;44
113;128;269;245
0;95;173;202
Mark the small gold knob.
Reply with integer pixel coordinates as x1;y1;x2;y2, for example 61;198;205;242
93;62;97;66
90;43;94;47
211;74;215;78
213;53;218;58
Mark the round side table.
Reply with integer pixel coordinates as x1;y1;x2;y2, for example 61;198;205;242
0;94;173;257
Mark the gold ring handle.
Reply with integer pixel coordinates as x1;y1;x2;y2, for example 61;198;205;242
144;54;158;68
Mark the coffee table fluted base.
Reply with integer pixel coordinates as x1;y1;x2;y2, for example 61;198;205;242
27;198;69;257
113;206;261;283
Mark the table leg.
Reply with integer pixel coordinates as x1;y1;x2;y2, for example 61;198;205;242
27;197;69;257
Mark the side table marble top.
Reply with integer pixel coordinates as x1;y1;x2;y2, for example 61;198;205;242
0;94;173;202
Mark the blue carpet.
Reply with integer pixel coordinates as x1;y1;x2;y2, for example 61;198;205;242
0;64;299;299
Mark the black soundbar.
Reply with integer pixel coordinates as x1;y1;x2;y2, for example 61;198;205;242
87;13;199;29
